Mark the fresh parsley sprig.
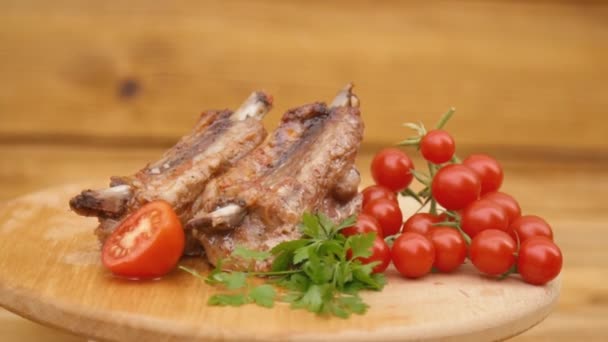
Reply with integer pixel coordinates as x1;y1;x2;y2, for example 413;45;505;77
180;212;386;318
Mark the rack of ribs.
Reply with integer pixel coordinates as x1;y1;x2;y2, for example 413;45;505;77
188;84;364;271
69;91;273;254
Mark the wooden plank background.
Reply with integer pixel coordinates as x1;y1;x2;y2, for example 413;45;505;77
1;0;607;341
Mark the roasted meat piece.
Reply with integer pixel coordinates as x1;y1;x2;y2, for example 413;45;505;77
189;85;364;270
69;92;273;253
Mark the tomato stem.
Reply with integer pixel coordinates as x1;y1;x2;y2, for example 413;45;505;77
427;162;438;215
498;264;519;280
410;169;431;185
435;107;456;129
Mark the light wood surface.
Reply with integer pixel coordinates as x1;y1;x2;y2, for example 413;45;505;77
0;184;560;342
1;0;607;340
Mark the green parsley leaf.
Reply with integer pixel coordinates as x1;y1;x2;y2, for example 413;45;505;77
318;240;344;260
232;246;271;262
223;272;248;290
346;232;377;259
335;215;357;233
208;293;248;306
301;212;324;239
351;262;382;289
293;245;312;264
292;284;325;313
271;250;293;272
270;239;310;255
206;271;247;290
329;301;349;318
249;284;276;308
318;213;336;237
184;213;388;318
337;295;368;315
278;273;310;292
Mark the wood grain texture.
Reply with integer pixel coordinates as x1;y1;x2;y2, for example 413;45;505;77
0;184;560;342
1;0;607;154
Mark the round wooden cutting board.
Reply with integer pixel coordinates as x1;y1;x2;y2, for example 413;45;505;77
0;184;560;341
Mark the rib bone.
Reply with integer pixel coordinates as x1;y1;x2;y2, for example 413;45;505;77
69;91;272;249
190;84;364;270
188;84;361;232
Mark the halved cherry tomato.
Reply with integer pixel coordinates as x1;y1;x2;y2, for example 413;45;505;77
102;200;185;279
420;129;456;164
463;154;503;195
401;213;442;236
469;229;516;276
371;148;415;192
509;215;553;243
431;164;481;210
348;237;392;274
391;232;435;278
428;227;467;273
482;192;521;224
517;237;562;285
363;198;403;236
341;214;384;238
460;199;509;238
361;185;398;208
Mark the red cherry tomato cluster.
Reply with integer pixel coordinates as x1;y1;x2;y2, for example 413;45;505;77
345;110;563;286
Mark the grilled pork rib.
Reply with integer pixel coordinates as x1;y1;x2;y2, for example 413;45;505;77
189;85;364;271
69;92;273;252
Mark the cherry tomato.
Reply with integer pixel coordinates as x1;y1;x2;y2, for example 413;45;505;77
349;237;392;274
482;192;521;224
517;237;563;285
462;154;503;195
431;164;481;210
341;214;384;238
371;148;415;192
428;227;467;273
469;229;516;276
391;232;435;278
102;201;185;279
460;199;509;238
420;129;456;164
361;185;398;208
509;215;553;243
363;198;403;236
401;213;442;236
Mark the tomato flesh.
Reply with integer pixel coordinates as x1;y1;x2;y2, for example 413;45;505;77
349;237;392;274
481;192;521;224
391;232;435;278
469;229;516;276
428;227;467;273
463;154;504;195
517;237;562;285
341;214;384;238
509;215;553;243
420;129;456;164
431;164;481;210
460;199;509;238
401;213;442;236
102;200;185;279
371;148;415;192
361;185;398;208
363;198;403;237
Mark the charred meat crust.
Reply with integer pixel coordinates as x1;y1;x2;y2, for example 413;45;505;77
193;102;364;271
69;91;273;248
